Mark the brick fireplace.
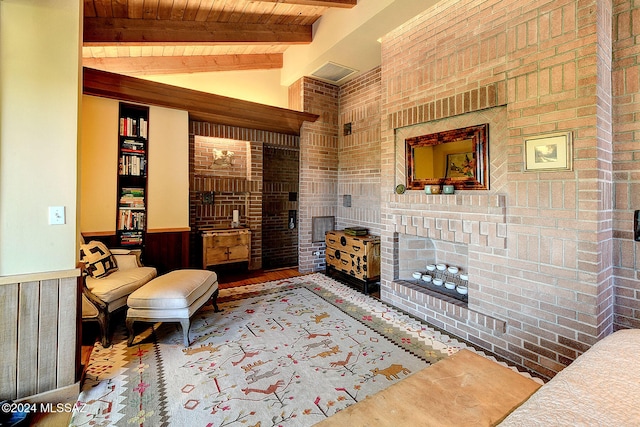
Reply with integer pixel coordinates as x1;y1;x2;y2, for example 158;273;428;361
373;0;618;379
382;106;510;342
294;0;640;379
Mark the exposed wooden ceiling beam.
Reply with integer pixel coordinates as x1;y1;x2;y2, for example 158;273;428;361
83;54;283;75
82;67;318;135
84;18;312;45
251;0;357;7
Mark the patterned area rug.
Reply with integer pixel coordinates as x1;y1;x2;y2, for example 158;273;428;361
71;273;471;426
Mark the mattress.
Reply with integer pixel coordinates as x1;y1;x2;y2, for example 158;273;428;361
499;328;640;426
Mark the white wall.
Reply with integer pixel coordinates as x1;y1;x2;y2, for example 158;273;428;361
281;0;439;87
143;69;289;109
80;95;119;233
147;106;189;231
0;0;81;276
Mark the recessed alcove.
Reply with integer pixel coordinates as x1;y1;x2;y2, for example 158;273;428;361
396;233;469;303
387;229;506;336
397;233;468;281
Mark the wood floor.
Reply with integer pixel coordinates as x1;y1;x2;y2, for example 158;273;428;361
217;266;303;288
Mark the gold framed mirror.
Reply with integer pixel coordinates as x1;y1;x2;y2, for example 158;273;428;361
405;123;489;190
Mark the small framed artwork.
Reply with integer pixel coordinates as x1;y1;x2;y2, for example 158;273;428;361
524;131;573;172
445;152;476;179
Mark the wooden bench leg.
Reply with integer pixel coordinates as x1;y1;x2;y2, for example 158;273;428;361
180;319;191;347
126;318;136;346
211;288;221;312
97;311;112;348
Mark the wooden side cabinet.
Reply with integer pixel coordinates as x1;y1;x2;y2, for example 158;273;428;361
202;228;251;269
325;230;380;294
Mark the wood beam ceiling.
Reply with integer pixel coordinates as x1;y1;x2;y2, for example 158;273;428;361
83;54;283;75
254;0;357;7
82;0;360;75
82;67;318;136
83;18;312;45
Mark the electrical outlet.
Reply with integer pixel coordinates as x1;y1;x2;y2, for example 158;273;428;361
48;206;65;225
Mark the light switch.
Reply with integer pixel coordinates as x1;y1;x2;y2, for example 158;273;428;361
49;206;65;225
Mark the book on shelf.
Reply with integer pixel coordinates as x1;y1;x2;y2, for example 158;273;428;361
139;118;147;139
120;187;144;197
119;187;145;208
120;230;143;246
121;139;145;153
119;155;146;176
118;209;146;230
119;117;148;138
344;226;369;236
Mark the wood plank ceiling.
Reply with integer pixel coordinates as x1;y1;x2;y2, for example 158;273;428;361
83;0;357;76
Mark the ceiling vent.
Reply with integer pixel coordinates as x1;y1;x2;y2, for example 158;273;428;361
310;62;358;84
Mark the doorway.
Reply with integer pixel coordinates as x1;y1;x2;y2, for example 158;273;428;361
262;145;299;269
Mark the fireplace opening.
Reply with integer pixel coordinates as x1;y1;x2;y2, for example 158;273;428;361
396;233;469;303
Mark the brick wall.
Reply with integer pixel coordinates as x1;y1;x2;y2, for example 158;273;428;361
374;0;626;379
293;69;383;272
189;122;299;270
294;77;339;273
284;0;640;379
337;67;383;234
612;0;640;329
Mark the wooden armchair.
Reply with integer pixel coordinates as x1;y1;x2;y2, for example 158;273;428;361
81;242;157;347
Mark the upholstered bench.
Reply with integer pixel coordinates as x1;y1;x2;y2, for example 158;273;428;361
126;269;220;347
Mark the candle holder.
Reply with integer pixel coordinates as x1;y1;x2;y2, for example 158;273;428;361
232;209;240;228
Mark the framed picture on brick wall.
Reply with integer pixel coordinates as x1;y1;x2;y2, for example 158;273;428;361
524;131;573;172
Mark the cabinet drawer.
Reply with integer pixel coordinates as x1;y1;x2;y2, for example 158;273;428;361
325;230;380;282
228;244;249;261
326;249;370;280
202;229;251;268
206;234;248;248
206;248;229;265
326;250;351;270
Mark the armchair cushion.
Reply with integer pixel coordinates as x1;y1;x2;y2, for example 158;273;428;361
112;250;143;270
85;266;157;308
80;241;118;278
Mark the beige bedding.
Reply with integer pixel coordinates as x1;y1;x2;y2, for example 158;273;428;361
499;328;640;426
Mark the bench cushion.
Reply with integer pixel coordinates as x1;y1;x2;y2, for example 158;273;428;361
86;266;157;303
127;269;218;310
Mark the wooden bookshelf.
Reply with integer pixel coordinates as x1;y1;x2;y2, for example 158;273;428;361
116;103;148;248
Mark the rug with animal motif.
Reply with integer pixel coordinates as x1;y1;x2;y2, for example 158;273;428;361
70;273;468;426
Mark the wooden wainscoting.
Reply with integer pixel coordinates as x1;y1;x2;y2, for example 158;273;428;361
145;229;190;274
0;270;80;400
82;229;190;274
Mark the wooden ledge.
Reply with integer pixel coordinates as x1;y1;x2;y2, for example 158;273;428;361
83;67;318;135
0;268;81;286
